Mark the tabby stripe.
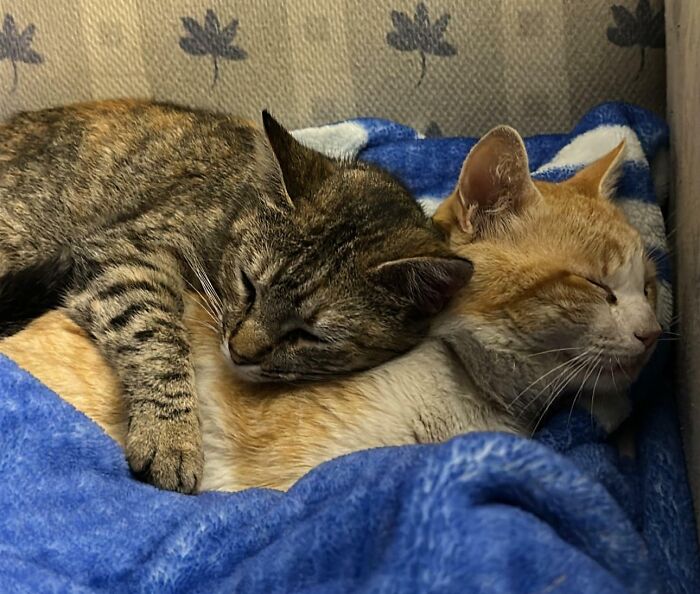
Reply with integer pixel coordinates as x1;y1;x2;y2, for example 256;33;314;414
134;390;192;403
137;354;186;366
160;390;194;401
157;372;190;384
133;329;155;341
108;300;173;330
140;334;189;357
149;317;185;334
155;408;192;421
134;398;192;416
131;317;187;343
97;280;180;303
116;344;139;355
102;255;163;274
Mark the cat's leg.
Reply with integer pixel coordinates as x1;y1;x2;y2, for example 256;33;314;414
66;243;203;493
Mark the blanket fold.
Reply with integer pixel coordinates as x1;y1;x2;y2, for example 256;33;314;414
0;102;697;594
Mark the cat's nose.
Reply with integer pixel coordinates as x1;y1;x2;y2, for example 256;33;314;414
228;320;272;365
634;327;661;350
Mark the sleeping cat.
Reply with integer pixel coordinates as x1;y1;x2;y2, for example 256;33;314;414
0;100;471;493
0;125;661;492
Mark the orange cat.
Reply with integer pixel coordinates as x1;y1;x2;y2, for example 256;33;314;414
0;126;660;492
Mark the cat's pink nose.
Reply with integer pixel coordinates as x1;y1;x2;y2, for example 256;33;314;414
635;328;661;350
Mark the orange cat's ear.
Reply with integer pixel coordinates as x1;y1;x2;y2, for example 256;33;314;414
434;126;537;240
563;141;626;199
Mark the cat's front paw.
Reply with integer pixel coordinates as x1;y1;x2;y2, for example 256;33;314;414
126;412;204;494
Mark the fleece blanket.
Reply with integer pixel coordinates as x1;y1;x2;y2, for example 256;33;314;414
0;103;697;594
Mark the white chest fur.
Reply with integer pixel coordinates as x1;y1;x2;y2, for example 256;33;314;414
193;339;518;492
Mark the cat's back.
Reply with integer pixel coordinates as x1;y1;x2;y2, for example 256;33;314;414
0;99;261;175
0;99;266;232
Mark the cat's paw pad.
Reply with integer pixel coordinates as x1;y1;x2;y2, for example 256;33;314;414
126;414;204;494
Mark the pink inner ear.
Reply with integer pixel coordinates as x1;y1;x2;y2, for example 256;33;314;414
462;148;499;208
458;129;530;213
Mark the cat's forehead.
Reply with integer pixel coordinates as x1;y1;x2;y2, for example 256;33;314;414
526;190;641;266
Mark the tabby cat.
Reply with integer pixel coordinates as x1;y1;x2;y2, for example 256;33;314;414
1;126;662;491
0;100;472;493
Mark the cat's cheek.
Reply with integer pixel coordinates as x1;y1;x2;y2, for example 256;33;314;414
590;305;623;348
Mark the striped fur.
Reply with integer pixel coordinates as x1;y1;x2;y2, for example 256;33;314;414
0;100;471;492
0;125;661;492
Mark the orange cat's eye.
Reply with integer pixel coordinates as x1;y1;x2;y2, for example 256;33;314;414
585;278;618;304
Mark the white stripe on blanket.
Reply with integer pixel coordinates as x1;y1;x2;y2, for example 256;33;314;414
292;122;368;160
534;125;646;174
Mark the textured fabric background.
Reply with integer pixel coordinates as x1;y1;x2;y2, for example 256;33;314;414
0;0;665;135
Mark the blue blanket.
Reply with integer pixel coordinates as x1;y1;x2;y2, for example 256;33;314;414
1;103;697;593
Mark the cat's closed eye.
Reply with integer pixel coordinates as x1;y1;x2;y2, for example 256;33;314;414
239;269;257;312
583;277;617;304
281;327;325;347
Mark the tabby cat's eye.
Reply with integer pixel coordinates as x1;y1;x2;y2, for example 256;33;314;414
282;327;324;347
586;278;617;305
240;269;257;310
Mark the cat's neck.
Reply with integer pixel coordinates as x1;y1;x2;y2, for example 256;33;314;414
432;318;547;431
191;322;524;492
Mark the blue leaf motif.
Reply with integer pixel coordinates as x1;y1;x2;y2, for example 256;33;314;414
179;9;247;88
607;0;665;78
386;3;457;87
0;13;43;93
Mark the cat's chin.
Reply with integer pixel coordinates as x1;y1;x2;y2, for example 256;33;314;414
227;363;266;383
226;361;305;384
572;355;649;396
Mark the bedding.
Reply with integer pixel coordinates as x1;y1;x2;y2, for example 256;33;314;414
0;102;697;593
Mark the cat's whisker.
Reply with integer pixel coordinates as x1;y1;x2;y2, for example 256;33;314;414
529;349;601;435
183;277;221;327
609;356;619;394
514;357;586;417
519;351;592;422
529;355;591;435
567;354;601;427
184;317;219;334
525;346;586;358
182;252;224;323
509;349;591;411
195;271;223;318
614;355;631;382
590;365;604;424
199;267;224;312
183;277;215;314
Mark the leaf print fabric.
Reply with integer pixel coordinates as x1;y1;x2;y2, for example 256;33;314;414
386;2;456;87
179;9;247;87
607;0;664;77
0;14;43;93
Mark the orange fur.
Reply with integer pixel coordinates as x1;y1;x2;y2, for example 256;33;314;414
0;134;658;492
1;300;471;491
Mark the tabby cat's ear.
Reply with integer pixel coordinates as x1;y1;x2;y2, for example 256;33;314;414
262;110;335;202
434;126;537;241
373;256;474;315
563;141;626;199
